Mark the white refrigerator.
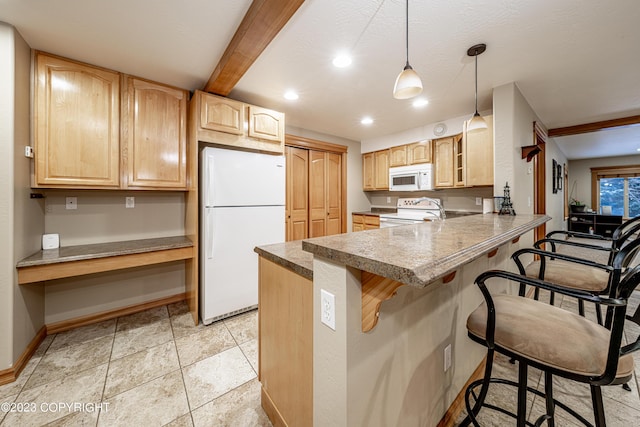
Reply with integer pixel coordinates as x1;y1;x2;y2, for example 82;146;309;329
200;146;285;324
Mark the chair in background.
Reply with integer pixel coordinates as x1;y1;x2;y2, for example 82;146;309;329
460;237;640;427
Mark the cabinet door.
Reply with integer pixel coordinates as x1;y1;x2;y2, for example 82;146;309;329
389;146;408;167
325;153;342;236
126;77;187;189
362;153;375;191
286;147;309;241
434;137;454;188
407;140;432;164
464;114;494;186
199;92;244;135
35;53;120;188
308;150;327;237
374;150;390;190
352;214;365;232
454;134;465;187
248;105;285;143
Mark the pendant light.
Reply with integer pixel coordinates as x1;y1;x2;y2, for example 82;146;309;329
393;0;422;99
467;43;487;130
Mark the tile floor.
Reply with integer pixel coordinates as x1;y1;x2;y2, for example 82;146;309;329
455;290;640;426
1;291;639;426
0;303;271;427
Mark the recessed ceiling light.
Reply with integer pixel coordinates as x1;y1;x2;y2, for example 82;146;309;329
283;90;299;100
361;117;374;125
333;54;352;68
412;98;429;108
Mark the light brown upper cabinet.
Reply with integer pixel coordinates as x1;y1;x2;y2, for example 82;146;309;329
199;95;244;135
374;150;390;190
407;140;432;164
34;52;188;190
434;136;456;188
34;52;121;188
389;145;408;167
285;146;309;241
248;105;284;143
454;134;465;187
193;91;284;154
124;77;187;189
361;149;390;191
464;114;494;186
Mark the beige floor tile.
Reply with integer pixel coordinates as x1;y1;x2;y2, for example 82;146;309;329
48;320;116;352
191;378;270;427
182;346;256;410
43;408;99;426
174;323;236;367
163;413;194;427
24;336;113;390
98;370;189;427
170;311;206;340
167;300;189;318
0;393;17;425
223;310;257;344
239;339;258;374
33;334;55;359
115;306;168;332
111;318;173;360
0;354;42;399
104;341;180;399
4;363;107;426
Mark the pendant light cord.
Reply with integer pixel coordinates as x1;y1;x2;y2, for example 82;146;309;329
474;50;479;113
405;0;409;66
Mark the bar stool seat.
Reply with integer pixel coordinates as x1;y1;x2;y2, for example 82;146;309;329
524;260;610;292
467;294;634;379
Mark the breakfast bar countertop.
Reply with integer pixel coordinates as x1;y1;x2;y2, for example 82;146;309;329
254;240;313;280
302;213;549;288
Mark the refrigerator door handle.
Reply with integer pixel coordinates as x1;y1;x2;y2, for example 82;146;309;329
206;209;214;259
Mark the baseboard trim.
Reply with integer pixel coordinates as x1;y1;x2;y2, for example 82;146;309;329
46;292;187;334
437;356;487;427
261;385;288;427
0;325;47;386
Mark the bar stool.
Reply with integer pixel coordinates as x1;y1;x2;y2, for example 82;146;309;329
513;217;640;324
460;237;640;427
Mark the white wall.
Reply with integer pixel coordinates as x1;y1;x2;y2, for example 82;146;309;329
41;191;186;323
286;126;370;231
0;22;45;370
545;139;569;232
568;154;640;210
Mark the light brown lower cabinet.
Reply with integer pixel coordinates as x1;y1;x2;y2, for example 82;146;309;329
352;213;380;231
259;257;312;426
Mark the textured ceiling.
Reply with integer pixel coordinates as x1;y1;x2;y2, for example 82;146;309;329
1;0;639;158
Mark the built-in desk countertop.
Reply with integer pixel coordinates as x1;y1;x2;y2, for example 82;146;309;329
16;236;194;285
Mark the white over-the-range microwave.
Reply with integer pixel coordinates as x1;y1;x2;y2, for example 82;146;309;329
388;164;434;191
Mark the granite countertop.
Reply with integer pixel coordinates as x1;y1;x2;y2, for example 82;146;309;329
352;208;397;216
17;236;193;268
302;214;549;288
254;241;313;280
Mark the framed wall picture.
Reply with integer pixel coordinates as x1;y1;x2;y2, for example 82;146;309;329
557;163;563;191
552;159;558;193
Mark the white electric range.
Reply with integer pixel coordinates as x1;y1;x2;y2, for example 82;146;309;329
378;197;445;228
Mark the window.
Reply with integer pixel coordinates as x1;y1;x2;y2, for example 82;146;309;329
592;166;640;218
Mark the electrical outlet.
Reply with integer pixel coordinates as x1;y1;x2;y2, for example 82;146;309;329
387;197;391;203
65;197;77;210
444;344;452;371
126;197;135;208
475;197;482;206
24;146;34;158
320;289;336;330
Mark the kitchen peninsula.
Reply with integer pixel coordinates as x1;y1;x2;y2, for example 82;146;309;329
256;213;549;426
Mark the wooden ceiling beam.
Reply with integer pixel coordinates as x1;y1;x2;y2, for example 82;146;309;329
548;115;640;137
203;0;305;96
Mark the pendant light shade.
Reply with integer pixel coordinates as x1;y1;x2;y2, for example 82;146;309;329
393;0;422;99
467;43;487;130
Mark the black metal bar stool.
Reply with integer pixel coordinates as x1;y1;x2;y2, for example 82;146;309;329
459;237;640;427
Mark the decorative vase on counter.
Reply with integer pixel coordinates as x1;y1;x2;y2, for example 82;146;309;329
570;204;586;213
